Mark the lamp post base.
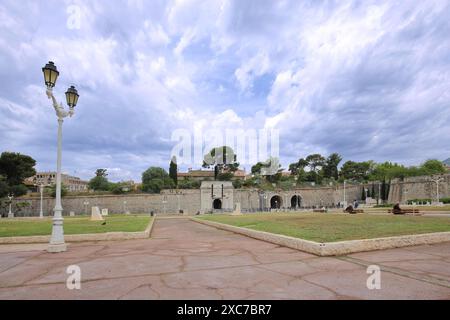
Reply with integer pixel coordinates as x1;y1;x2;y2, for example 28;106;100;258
8;213;14;218
47;243;67;253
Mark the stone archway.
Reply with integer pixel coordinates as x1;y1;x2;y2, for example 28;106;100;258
270;195;282;209
291;195;302;208
213;199;222;210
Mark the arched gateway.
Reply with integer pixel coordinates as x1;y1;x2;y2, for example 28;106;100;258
290;195;302;208
270;195;282;209
213;199;222;209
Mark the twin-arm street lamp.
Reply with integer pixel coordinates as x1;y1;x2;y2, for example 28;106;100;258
42;61;79;253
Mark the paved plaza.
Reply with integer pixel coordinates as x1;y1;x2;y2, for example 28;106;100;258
0;218;449;299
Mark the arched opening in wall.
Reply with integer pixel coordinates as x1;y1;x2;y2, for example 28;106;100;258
270;196;282;209
213;199;222;210
291;195;302;208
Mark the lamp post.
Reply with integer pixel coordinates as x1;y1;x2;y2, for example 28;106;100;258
343;180;347;207
42;61;80;253
83;201;89;215
7;194;14;218
162;195;167;215
39;182;44;219
431;177;444;204
378;182;381;205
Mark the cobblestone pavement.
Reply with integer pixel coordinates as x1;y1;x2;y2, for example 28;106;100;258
0;218;449;299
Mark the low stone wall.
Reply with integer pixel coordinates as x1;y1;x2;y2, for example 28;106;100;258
0;217;155;244
193;218;450;256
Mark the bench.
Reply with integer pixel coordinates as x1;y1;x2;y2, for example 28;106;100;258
343;209;364;214
388;209;421;216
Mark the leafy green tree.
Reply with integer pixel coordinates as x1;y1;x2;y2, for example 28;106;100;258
322;153;342;180
340;161;373;182
304;154;326;184
288;158;308;176
232;180;242;189
95;169;108;177
421;159;446;175
46;183;68;198
9;184;28;197
109;182;132;194
203;146;239;180
88;175;110;191
305;154;325;174
217;172;234;181
0;152;36;186
142;167;174;193
178;178;201;189
0;175;8;198
169;156;178;186
252;162;264;174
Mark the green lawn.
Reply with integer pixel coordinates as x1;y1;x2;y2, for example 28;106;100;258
198;213;450;242
0;214;152;237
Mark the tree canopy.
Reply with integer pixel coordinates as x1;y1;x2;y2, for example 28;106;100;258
88;169;110;191
202;146;239;180
0;152;36;197
141;167;174;193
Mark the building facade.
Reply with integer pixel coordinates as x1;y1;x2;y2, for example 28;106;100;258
25;172;89;192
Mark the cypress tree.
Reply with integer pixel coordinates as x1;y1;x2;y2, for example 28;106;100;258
169;156;177;187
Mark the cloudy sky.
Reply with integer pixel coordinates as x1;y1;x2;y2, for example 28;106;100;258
1;0;449;182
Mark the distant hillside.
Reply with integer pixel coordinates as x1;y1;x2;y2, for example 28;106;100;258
444;158;450;166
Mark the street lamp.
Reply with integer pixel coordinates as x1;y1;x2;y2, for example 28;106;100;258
7;194;14;218
42;61;80;253
430;177;444;204
34;183;45;218
83;201;89;214
343;180;347;207
378;182;381;205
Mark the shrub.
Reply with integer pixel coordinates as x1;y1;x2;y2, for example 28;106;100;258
406;198;432;204
178;178;201;189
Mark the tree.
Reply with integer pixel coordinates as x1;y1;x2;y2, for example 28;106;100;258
0;152;36;186
46;183;68;198
178;178;201;189
361;188;366;201
169;156;178;186
88;174;110;191
323;153;342;180
340;161;373;182
8;184;28;197
288;158;308;176
0;152;36;198
203;146;239;180
95;169;108;177
0;175;8;198
304;154;326;184
217;172;233;181
421;159;446;175
252;162;265;175
142;167;174;193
